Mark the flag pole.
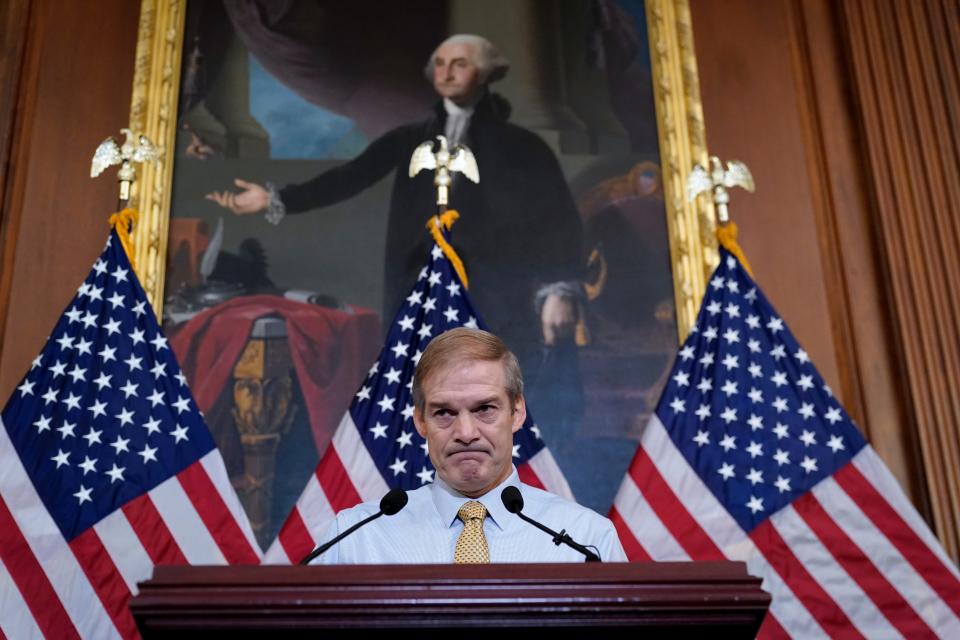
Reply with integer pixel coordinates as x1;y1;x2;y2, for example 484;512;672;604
686;155;756;277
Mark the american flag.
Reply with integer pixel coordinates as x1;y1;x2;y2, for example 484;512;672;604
611;248;960;637
265;219;572;563
0;229;261;639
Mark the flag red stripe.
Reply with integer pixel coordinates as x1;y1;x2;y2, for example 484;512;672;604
317;446;362;513
792;491;936;638
177;462;260;564
69;529;137;639
756;611;790;639
0;496;79;640
750;518;863;639
608;506;652;561
516;462;544;490
121;493;188;565
278;509;315;565
834;463;960;617
628;448;723;560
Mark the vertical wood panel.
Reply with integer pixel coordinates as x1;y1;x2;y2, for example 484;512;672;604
0;0;34;363
788;0;927;516
689;0;841;389
0;0;140;400
840;0;960;560
691;0;931;524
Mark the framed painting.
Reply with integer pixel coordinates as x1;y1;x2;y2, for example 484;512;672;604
128;0;717;549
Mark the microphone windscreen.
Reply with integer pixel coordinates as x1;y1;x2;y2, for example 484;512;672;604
380;488;408;515
501;486;524;513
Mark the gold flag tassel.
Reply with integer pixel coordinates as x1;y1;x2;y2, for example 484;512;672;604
715;221;754;279
108;208;139;273
426;209;469;289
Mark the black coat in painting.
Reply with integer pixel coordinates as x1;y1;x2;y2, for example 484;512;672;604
279;91;584;369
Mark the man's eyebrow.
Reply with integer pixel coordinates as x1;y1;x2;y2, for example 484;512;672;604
425;396;500;410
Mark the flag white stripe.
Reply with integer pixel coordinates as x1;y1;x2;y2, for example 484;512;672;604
262;543;291;565
200;450;263;557
527;446;573;500
742;552;830;639
641;416;749;552
770;504;900;639
93;509;153;594
813;476;960;635
333;413;388;501
298;474;337;541
853;448;960;580
263;476;337;564
639;417;829;638
0;421;121;639
613;476;688;560
148;475;226;564
0;557;45;640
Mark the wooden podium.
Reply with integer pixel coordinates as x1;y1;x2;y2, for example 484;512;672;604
130;562;769;636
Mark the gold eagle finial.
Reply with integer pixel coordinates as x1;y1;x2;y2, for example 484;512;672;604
409;135;479;210
686;156;754;224
91;128;161;203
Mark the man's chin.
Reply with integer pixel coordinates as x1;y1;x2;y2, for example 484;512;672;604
447;462;492;494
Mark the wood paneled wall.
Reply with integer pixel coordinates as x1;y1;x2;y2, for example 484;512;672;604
692;0;959;561
1;0;958;561
0;0;140;398
840;0;960;560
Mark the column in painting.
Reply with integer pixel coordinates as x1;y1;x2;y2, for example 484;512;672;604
447;0;589;153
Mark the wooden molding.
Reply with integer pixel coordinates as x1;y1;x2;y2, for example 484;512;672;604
785;0;929;517
839;0;960;561
0;0;35;369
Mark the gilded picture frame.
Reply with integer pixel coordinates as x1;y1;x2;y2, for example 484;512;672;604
125;0;718;544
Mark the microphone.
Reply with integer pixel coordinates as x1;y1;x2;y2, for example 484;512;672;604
299;488;408;565
500;486;601;562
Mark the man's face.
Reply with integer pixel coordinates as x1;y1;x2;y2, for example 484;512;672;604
432;41;483;106
414;359;525;497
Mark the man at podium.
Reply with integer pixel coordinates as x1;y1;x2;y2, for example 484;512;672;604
310;328;626;563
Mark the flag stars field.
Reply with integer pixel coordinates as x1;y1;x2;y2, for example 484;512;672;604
650;248;870;528
1;229;234;562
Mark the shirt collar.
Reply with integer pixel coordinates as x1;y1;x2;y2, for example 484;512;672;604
430;466;521;532
443;97;476;118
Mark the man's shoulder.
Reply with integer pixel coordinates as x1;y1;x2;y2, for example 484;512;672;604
380;117;439;144
335;483;434;524
474;118;559;166
519;483;611;525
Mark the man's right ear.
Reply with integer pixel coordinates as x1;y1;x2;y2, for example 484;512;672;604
413;408;428;438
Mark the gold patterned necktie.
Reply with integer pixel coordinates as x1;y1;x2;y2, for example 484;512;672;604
454;501;490;564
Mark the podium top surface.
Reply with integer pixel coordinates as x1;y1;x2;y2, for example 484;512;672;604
131;561;771;636
147;559;755;585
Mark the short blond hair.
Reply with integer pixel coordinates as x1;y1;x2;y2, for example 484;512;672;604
412;327;523;413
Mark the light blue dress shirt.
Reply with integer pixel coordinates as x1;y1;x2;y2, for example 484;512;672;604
313;467;627;564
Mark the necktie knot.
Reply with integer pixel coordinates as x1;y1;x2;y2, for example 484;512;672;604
458;501;487;523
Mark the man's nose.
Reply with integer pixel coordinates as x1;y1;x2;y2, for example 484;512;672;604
452;411;480;442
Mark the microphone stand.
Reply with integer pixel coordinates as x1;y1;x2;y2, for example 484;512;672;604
512;511;601;562
299;510;384;565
